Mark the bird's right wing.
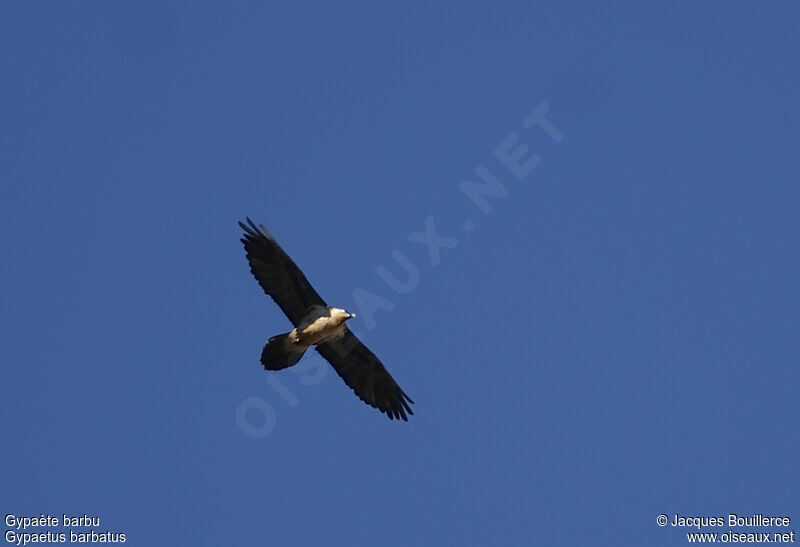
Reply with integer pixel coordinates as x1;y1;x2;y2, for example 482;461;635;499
316;329;414;421
239;218;327;326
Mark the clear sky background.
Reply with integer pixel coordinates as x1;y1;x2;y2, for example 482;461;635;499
2;2;798;546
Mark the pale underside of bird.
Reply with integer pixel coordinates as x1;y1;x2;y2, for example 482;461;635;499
239;218;414;421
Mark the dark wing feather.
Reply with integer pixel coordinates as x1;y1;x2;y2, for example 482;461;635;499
316;329;414;421
239;218;327;326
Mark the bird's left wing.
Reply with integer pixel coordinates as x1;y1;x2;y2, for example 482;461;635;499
239;218;327;326
316;329;414;421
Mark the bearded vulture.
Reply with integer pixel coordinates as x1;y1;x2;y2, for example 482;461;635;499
239;218;414;421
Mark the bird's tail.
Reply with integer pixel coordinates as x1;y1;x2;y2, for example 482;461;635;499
261;333;307;370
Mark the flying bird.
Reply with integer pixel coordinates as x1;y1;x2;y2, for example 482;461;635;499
239;218;414;421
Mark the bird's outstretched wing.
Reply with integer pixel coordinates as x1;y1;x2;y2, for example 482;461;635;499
239;218;327;326
316;329;414;421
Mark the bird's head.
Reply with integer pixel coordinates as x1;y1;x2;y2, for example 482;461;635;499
330;307;357;323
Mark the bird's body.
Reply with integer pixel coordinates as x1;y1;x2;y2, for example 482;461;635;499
239;218;414;421
291;305;351;346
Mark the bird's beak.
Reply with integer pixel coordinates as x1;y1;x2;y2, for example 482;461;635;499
347;312;357;318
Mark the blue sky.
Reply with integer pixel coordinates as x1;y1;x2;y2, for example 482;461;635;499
2;2;798;546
